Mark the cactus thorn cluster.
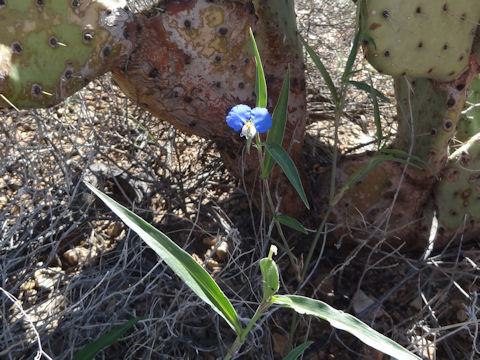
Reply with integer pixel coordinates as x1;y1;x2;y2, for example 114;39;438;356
0;0;133;108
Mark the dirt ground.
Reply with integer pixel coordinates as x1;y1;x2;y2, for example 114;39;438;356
1;1;479;359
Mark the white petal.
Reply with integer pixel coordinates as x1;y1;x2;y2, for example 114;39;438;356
241;121;257;139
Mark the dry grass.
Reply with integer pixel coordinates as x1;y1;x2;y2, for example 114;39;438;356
1;1;479;359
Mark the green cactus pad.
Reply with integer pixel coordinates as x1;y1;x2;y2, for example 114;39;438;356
0;0;131;108
435;133;480;231
362;0;480;81
394;77;467;173
456;77;480;142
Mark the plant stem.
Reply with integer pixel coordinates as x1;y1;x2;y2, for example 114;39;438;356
254;135;298;271
224;301;272;360
224;336;242;360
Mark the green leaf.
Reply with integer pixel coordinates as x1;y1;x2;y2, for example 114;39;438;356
331;149;434;206
362;33;377;49
349;80;390;103
264;142;310;209
249;28;267;108
284;341;314;360
348;80;388;148
260;257;279;302
263;68;290;179
341;29;361;85
331;155;386;206
379;148;437;177
358;0;377;50
301;37;339;106
73;318;141;360
272;295;421;360
371;84;382;148
84;182;242;335
275;215;308;235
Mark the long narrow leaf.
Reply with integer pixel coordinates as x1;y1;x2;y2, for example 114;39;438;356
348;80;386;148
264;142;309;209
301;37;339;106
263;68;290;179
284;341;314;360
371;83;382;148
84;182;242;335
272;295;421;360
249;28;267;108
276;215;308;235
73;318;141;360
331;151;428;206
379;148;436;176
349;80;390;103
341;29;361;85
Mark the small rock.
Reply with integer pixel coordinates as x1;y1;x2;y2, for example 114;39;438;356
19;279;36;292
202;237;216;246
352;290;385;319
352;290;375;315
206;259;219;270
63;247;94;266
106;221;123;238
34;267;63;290
192;253;202;265
20;289;38;304
215;240;229;261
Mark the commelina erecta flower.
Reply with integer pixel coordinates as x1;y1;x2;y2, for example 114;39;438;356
226;104;272;139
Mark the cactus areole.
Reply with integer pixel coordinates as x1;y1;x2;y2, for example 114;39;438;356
362;0;480;81
0;0;133;108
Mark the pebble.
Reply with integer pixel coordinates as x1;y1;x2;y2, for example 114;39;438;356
34;267;63;290
63;247;94;266
215;240;229;260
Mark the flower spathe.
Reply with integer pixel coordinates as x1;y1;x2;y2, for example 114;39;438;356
226;104;272;139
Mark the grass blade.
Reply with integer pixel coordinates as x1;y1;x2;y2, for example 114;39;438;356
264;142;310;209
348;80;388;148
249;28;267;108
341;28;360;85
263;68;290;178
272;295;421;360
284;341;313;360
73;318;141;360
84;182;243;335
275;215;308;234
349;80;390;103
301;37;339;106
379;148;436;175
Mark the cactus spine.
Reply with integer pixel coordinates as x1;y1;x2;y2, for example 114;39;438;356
0;0;133;108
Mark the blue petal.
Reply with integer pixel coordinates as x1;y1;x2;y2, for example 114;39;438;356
251;107;272;133
226;104;251;131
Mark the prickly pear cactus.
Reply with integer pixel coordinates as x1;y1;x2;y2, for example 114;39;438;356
456;76;480;142
435;133;480;231
361;0;480;81
0;0;133;108
394;74;470;174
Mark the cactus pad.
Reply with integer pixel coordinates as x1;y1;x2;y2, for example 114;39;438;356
362;0;480;81
394;76;468;173
0;0;132;108
456;77;480;142
435;133;480;231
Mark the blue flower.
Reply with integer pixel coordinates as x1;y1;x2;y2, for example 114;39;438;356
226;104;272;139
